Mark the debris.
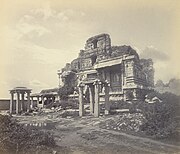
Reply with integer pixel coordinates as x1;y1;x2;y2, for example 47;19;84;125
99;113;145;132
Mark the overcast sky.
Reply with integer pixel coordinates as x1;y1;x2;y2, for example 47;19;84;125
0;0;180;98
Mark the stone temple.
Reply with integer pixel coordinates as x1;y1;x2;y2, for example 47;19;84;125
7;34;154;117
59;34;154;117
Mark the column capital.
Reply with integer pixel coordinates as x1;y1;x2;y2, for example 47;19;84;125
10;91;14;95
93;79;102;85
104;80;110;87
21;92;25;95
26;91;31;95
78;82;85;88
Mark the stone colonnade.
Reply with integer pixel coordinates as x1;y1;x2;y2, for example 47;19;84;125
30;95;55;108
9;88;31;114
78;80;110;117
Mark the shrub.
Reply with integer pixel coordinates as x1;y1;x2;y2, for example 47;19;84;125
140;91;179;138
109;100;143;113
58;85;74;100
0;115;55;154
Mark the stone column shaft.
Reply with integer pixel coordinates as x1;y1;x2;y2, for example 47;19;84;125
89;86;94;114
16;92;20;114
78;86;84;116
10;93;14;114
30;97;34;108
104;85;110;115
27;92;31;112
21;93;25;112
133;89;137;100
42;96;45;108
94;83;100;117
123;90;127;101
37;97;39;107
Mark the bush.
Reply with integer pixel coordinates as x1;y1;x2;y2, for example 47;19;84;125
140;91;179;138
109;100;143;113
58;85;74;100
0;115;55;154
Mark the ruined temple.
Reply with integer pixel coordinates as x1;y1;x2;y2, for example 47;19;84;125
60;34;154;103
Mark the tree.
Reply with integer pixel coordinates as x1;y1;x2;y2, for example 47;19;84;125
58;85;74;100
155;80;164;87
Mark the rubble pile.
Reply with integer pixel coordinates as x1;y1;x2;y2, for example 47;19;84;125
100;113;145;132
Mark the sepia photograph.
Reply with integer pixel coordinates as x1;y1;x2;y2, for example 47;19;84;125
0;0;180;153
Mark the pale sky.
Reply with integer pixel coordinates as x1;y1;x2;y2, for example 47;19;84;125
0;0;180;98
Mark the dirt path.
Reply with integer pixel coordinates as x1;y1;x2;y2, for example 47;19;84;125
16;115;180;154
53;116;180;154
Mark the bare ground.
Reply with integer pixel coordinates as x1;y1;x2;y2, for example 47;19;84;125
14;113;180;154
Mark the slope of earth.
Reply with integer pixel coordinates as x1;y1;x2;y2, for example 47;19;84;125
14;113;180;154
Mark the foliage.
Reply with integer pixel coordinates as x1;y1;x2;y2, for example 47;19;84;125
109;100;142;113
58;85;74;100
155;78;180;96
140;91;180;138
0;115;55;154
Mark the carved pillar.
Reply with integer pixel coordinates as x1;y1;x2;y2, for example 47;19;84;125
16;92;20;114
10;92;14;114
89;85;94;114
27;92;31;112
104;82;110;115
21;92;25;112
94;80;100;117
78;83;84;116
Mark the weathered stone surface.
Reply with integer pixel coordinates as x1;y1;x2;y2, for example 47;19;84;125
59;33;154;105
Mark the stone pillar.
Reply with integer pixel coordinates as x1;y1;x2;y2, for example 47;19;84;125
89;85;94;114
37;96;39;107
21;92;25;112
42;96;45;108
133;89;137;100
16;92;20;114
10;92;14;114
78;83;84;116
104;82;110;115
123;90;127;101
30;97;34;108
27;92;31;112
47;97;50;105
94;80;100;117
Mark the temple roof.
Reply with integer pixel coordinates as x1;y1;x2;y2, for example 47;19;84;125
10;87;31;92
